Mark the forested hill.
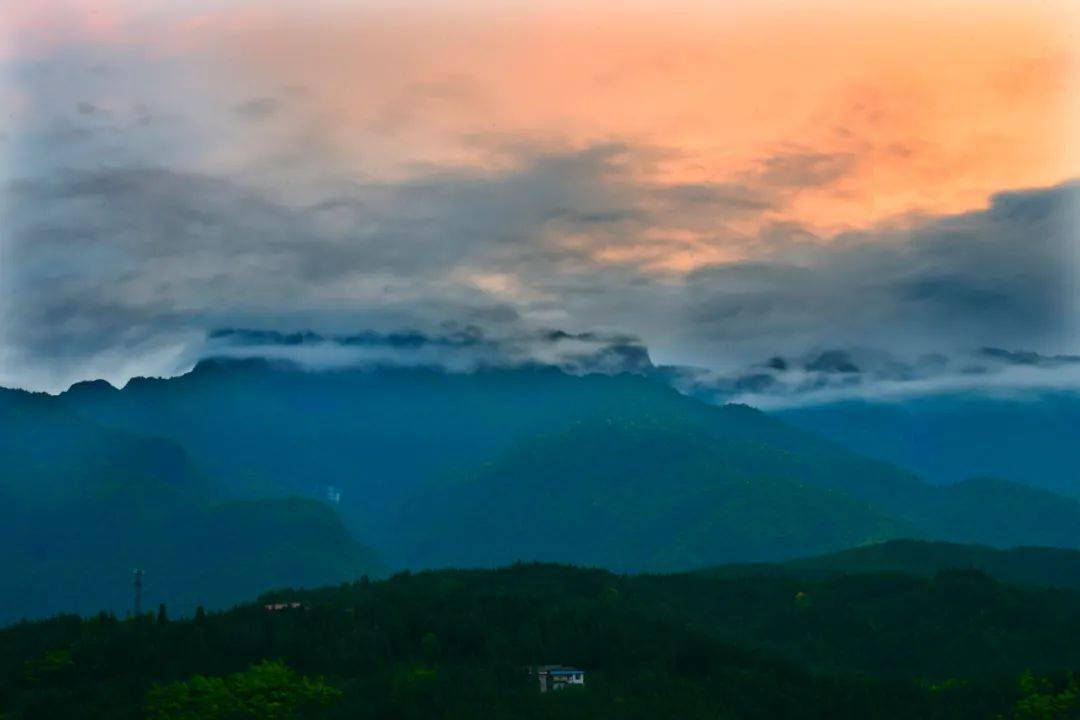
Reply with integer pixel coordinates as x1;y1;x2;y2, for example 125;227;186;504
2;563;1079;719
54;359;1080;572
0;387;379;624
785;539;1080;590
705;539;1080;591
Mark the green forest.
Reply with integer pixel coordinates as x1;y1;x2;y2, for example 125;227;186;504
3;562;1080;719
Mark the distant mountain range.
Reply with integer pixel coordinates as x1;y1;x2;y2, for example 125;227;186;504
778;392;1080;498
6;358;1080;621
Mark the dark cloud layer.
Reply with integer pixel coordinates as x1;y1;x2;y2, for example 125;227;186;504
210;327;488;349
205;325;655;377
2;141;1077;395
1;53;1077;398
979;347;1080;366
676;180;1079;367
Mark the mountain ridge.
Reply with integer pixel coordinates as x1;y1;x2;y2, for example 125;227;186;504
49;359;1080;566
8;357;1080;620
0;384;380;622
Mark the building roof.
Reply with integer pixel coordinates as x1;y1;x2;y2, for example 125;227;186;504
543;666;584;675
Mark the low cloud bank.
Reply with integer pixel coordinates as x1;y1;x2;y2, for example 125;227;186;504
662;346;1080;409
199;325;1080;409
202;325;654;377
4;168;1076;394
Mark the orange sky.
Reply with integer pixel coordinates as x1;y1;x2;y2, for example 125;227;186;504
4;0;1080;270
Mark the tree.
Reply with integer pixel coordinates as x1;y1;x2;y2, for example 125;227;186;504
1010;671;1080;720
421;632;441;667
145;660;341;720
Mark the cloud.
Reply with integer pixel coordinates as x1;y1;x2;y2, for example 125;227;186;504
980;347;1080;366
2;137;1077;393
651;342;1080;410
199;325;1080;409
1;38;1077;395
234;96;280;120
209;326;488;349
722;359;1080;410
673;180;1080;368
804;350;860;374
202;325;653;377
557;342;655;376
368;74;486;137
757;151;859;188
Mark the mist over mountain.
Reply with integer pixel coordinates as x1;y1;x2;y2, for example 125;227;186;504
167;326;1080;501
182;324;1080;411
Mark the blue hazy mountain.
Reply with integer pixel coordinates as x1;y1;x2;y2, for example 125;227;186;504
392;418;910;570
49;358;1080;574
778;392;1080;498
0;386;378;623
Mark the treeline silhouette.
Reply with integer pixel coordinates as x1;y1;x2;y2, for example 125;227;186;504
2;563;1079;719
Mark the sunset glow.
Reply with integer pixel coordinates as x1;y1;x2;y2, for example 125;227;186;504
1;0;1078;389
7;1;1079;243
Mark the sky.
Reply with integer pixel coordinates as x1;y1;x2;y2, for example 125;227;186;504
1;0;1079;401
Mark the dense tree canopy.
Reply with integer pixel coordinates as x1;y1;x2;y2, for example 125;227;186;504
2;563;1080;719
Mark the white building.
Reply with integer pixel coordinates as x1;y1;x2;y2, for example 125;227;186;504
532;665;585;692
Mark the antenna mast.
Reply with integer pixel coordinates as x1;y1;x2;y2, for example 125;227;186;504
133;569;145;617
